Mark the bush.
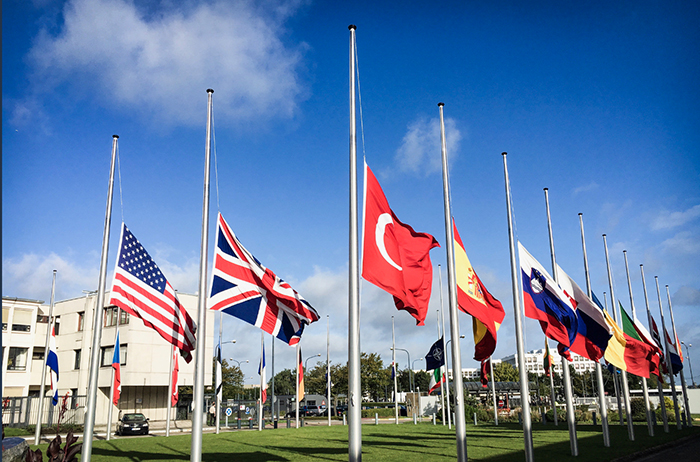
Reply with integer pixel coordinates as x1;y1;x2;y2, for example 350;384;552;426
361;408;395;418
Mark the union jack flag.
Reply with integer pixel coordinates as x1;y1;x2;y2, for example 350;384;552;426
208;213;319;345
109;223;197;362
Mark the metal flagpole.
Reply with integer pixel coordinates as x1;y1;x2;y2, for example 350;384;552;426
640;265;668;432
296;343;300;429
655;277;681;430
106;306;121;441
347;24;362;462
489;358;498;425
547;338;558;426
438;103;468;462
543;188;578;456
272;335;276;423
216;311;223;434
439;300;452;429
665;285;690;427
578;214;609;446
34;270;57;445
603;234;635;441
327;315;332;426
259;331;264;431
623;251;654;436
392;316;399;424
191;89;214;462
502;152;534;462
437;310;446;426
81;135;118;462
166;345;174;437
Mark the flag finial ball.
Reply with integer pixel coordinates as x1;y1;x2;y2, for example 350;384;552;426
348;25;356;30
207;89;214;94
438;102;444;107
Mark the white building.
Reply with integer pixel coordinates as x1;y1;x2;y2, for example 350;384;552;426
502;348;597;375
2;292;214;426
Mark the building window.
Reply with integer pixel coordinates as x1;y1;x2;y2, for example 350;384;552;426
11;309;32;332
37;315;49;323
3;307;9;330
74;349;82;370
7;347;28;371
53;317;61;335
100;344;127;367
77;312;85;331
120;309;129;325
32;349;45;361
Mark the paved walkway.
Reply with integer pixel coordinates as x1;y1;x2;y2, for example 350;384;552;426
615;434;700;462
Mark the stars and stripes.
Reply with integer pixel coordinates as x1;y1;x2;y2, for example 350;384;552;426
109;223;197;362
208;213;320;345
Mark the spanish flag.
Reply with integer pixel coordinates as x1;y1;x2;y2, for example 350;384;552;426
453;219;505;362
603;304;657;379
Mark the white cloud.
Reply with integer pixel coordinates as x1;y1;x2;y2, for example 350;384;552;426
650;204;700;231
394;116;462;175
572;181;599;195
2;252;100;301
23;0;307;127
661;231;700;255
673;286;700;307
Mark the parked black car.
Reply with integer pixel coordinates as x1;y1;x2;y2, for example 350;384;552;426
116;413;149;436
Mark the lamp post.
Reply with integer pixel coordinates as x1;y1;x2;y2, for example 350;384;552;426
392;348;412;392
229;359;248;401
681;342;696;388
305;354;321;373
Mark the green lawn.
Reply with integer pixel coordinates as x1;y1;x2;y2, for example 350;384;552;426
27;422;699;462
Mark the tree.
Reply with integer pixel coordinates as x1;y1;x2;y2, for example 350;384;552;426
306;361;329;395
414;371;430;393
361;352;389;401
493;362;518;382
269;369;295;396
221;360;245;400
331;363;348;397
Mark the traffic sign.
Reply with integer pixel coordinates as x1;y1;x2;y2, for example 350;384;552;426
225;407;233;417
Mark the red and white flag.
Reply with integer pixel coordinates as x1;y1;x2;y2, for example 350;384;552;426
171;345;179;407
361;162;439;326
109;224;197;362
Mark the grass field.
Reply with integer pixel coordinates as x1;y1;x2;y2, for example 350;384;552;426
26;422;699;461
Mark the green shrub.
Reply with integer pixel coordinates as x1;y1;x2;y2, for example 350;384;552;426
361;408;395;418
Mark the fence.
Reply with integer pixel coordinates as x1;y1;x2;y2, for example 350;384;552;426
2;395;87;428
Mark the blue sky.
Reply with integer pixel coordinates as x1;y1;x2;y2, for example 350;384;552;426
3;0;699;386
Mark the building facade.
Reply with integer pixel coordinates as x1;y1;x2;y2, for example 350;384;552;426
502;348;597;375
2;292;214;426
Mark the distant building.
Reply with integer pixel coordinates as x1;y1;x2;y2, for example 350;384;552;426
2;292;214;426
501;348;596;375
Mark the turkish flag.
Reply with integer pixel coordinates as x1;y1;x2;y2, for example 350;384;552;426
361;162;439;326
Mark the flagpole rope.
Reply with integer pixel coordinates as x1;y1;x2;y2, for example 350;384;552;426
116;143;124;224
212;98;220;213
354;34;364;325
354;33;367;160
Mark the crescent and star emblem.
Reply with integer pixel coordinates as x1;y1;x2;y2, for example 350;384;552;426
375;213;402;271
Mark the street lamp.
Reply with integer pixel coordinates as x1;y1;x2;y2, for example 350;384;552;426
228;359;249;400
305;353;321;372
392;348;412;391
411;358;424;393
681;342;696;388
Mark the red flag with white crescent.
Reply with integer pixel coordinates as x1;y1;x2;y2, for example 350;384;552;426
361;162;439;326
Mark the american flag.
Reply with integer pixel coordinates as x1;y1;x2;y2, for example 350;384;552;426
109;224;197;362
208;213;319;345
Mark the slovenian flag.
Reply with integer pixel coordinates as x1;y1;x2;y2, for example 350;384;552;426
47;324;60;406
519;242;578;348
112;330;121;405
